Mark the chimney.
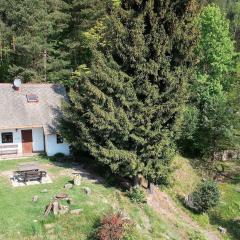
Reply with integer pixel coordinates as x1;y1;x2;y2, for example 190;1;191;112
13;78;21;91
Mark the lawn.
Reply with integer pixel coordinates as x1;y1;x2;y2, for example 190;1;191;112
0;156;180;240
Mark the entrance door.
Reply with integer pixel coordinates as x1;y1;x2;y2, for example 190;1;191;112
21;130;33;154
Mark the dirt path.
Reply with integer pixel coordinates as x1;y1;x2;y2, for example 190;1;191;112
147;185;221;240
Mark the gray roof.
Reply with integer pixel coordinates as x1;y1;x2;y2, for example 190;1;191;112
0;84;68;134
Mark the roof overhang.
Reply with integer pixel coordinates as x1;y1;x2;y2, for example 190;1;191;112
0;125;43;130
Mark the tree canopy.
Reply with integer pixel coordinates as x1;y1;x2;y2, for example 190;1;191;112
61;0;200;184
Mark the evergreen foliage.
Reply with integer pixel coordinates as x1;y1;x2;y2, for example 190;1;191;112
66;0;109;69
0;0;71;83
61;0;200;184
187;180;220;213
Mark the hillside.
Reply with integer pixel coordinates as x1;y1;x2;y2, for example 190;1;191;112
0;155;234;240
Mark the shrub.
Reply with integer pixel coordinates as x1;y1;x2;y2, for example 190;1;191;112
186;180;220;213
96;212;131;240
126;187;146;204
54;152;65;159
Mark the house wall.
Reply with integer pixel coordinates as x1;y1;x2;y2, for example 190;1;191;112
0;127;44;154
45;134;70;156
0;129;22;153
32;128;44;152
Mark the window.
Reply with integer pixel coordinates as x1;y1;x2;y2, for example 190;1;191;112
26;94;39;102
2;132;13;143
56;134;63;144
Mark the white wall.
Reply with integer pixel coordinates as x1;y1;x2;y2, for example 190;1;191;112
45;134;70;156
0;129;22;153
0;127;44;154
32;128;44;152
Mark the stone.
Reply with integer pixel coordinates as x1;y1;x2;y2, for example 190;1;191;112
218;226;227;234
59;205;69;215
73;175;81;186
70;209;83;215
32;195;38;202
55;193;69;200
41;189;48;193
52;201;59;215
64;183;73;189
44;223;55;230
83;187;91;195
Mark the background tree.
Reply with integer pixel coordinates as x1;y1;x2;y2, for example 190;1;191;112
65;0;109;70
179;4;238;158
0;0;70;83
61;0;200;185
209;0;240;50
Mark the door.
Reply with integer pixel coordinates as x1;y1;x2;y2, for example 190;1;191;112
21;130;33;154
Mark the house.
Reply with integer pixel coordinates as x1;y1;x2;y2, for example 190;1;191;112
0;83;70;157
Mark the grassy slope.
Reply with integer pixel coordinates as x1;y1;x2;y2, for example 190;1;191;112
0;156;238;240
0;157;185;240
169;155;240;240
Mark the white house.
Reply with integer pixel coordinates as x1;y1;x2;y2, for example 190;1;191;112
0;83;70;157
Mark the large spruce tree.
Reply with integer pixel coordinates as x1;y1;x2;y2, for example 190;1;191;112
61;0;200;184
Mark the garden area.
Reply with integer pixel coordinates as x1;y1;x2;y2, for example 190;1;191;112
0;156;183;240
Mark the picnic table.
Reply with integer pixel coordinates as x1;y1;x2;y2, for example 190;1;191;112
14;163;47;184
18;163;40;172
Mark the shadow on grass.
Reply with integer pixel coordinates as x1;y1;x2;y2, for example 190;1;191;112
209;212;240;240
37;153;132;191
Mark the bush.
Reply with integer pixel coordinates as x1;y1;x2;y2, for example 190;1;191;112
126;187;146;204
53;152;65;159
96;212;131;240
186;180;220;213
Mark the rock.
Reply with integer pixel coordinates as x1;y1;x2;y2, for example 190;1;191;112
44;223;55;230
59;205;69;215
32;195;38;202
120;181;131;190
83;187;91;195
73;175;81;186
41;189;48;193
55;193;69;200
52;201;59;215
218;226;227;234
70;209;83;215
64;183;73;189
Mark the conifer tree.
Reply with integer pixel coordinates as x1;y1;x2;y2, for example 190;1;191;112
66;0;109;69
0;0;70;83
61;0;200;184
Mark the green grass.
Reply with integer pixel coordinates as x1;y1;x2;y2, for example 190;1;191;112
0;156;181;240
206;160;240;240
169;156;240;240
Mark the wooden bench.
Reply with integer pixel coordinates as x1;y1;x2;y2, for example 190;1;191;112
0;144;18;155
14;170;47;183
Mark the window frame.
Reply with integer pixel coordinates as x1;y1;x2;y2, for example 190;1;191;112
1;132;13;144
